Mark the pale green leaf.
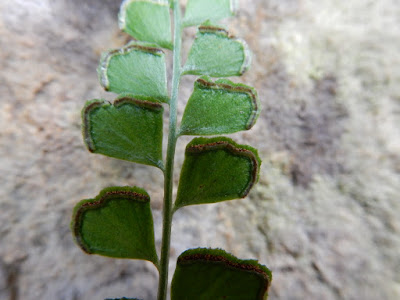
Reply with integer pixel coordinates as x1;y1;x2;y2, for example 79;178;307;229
119;0;172;49
71;187;159;265
180;76;260;135
171;248;272;300
183;0;238;27
82;96;164;169
98;41;168;102
174;137;261;210
183;23;251;77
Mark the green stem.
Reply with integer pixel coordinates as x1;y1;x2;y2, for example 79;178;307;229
157;1;182;299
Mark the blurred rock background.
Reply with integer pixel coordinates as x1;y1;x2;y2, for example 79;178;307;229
1;0;399;299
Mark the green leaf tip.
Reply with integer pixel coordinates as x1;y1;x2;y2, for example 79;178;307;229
180;76;260;135
118;0;173;49
71;186;159;265
172;248;272;300
183;23;251;77
183;0;238;27
98;41;169;101
174;137;261;210
82;97;164;169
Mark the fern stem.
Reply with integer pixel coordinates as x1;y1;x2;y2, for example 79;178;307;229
157;1;182;299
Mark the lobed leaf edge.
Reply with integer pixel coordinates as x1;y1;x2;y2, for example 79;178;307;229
97;41;169;102
81;97;164;169
173;247;272;300
71;186;151;255
179;76;260;135
182;23;252;77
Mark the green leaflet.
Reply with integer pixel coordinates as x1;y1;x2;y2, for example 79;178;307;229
71;187;159;266
82;96;164;169
119;0;172;49
174;137;261;210
182;23;251;77
179;76;260;135
183;0;238;27
171;248;272;300
98;41;169;102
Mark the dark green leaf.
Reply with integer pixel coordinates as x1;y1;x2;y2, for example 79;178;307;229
174;137;261;210
183;0;237;27
182;23;251;77
71;187;159;265
180;76;260;135
119;0;172;49
98;41;169;102
82;96;164;169
171;248;272;300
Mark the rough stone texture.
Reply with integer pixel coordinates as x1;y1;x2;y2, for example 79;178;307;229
1;0;399;299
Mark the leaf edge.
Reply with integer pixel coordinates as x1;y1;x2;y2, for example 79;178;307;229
182;23;252;77
71;186;159;265
179;75;260;136
172;247;272;300
174;136;262;210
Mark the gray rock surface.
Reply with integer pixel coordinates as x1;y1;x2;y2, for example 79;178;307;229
1;0;399;299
